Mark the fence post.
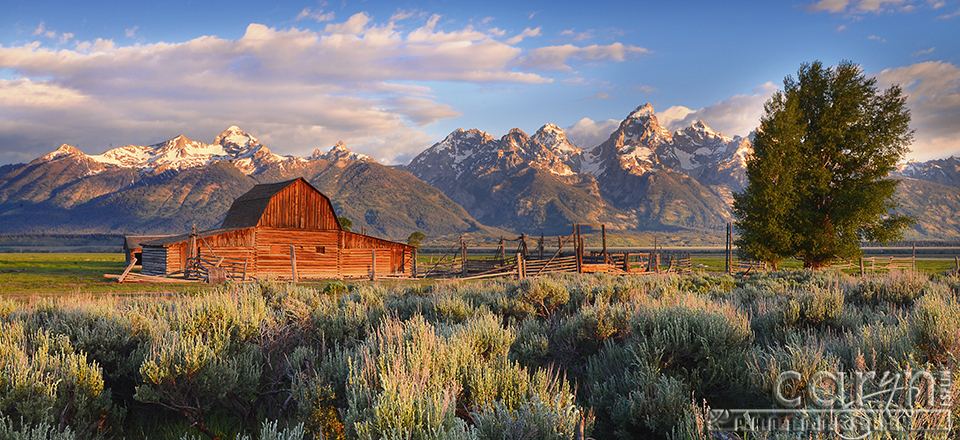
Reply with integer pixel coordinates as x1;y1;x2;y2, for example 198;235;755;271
517;253;524;280
289;245;298;283
725;222;732;274
461;238;468;277
860;258;865;277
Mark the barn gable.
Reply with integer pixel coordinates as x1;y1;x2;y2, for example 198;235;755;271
220;178;342;230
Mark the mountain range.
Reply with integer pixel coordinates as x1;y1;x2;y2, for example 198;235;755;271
1;104;959;243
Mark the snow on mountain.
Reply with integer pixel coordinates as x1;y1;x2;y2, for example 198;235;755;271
311;141;374;163
44;126;295;176
581;103;673;177
39;144;86;162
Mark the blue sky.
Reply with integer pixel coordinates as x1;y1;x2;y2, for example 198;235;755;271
1;0;958;165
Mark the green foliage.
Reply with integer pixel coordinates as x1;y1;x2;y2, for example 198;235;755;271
911;291;960;364
1;271;958;439
780;284;845;329
0;416;76;440
750;332;843;407
133;289;267;438
407;231;425;248
0;321;118;437
850;270;933;305
734;60;915;269
337;216;353;232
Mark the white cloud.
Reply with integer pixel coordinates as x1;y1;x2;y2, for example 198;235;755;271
505;27;540;44
0;14;642;165
295;7;335;22
581;93;611;101
658;82;779;138
559;29;595;42
389;9;419;21
913;47;936;56
517;42;649;71
806;0;937;14
564;117;621;149
936;6;960;18
874;61;960;160
125;26;139;38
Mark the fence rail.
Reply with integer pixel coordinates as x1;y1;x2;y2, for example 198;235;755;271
183;254;248;282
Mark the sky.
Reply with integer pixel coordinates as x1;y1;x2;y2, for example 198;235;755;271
1;0;958;166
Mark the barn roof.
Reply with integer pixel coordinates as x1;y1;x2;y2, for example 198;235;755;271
124;235;174;250
219;177;342;230
139;227;250;247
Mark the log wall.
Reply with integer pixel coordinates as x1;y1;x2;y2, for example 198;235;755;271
142;227;413;280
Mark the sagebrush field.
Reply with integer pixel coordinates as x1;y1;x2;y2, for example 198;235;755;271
0;260;958;439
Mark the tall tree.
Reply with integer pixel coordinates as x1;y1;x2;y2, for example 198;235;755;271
733;60;915;269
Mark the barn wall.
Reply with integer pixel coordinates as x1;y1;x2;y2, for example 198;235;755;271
141;247;169;276
258;180;340;230
252;228;413;279
255;228;341;279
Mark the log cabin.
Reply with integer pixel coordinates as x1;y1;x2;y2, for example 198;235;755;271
139;177;415;280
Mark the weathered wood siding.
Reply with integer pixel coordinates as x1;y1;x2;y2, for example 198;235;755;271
258;179;340;230
254;228;339;279
141;247;169;276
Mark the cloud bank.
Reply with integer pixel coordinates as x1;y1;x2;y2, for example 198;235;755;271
0;13;644;165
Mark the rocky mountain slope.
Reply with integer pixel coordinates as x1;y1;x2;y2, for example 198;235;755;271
0;127;484;240
3;106;960;242
403;103;750;234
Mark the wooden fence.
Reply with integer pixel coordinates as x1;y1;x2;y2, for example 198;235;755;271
182;254;249;282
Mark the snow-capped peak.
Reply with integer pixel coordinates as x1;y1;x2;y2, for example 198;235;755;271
36;127;290;175
213;125;261;155
627;103;656;120
39;144;83;162
312;141;373;163
533;123;581;159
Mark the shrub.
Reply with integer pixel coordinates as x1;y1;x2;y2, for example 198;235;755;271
509;319;550;369
0;416;76;440
291;345;353;440
341;315;470;440
179;420;307;440
851;270;933;306
911;291;960;365
750;332;843;407
133;290;267;438
514;277;570;318
135;332;263;439
0;321;118;437
340;312;588;440
33;297;150;387
629;294;753;398
471;392;587;440
585;344;694;439
781;284;845;329
311;295;372;345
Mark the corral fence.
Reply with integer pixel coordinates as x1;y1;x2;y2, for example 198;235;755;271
418;224;691;280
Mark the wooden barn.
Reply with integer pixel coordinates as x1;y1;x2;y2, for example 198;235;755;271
139;178;416;280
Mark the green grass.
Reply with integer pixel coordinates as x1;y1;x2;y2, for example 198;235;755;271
691;256;958;275
0;253;206;296
2;253;957;299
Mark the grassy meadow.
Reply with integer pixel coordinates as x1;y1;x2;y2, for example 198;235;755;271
0;253;957;439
